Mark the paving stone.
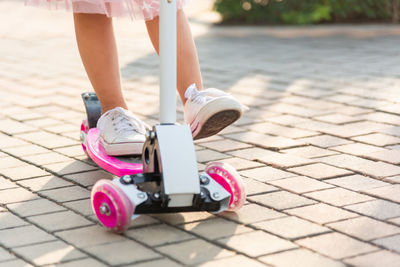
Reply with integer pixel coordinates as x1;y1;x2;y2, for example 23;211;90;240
2;144;50;157
196;149;230;163
266;114;311;126
0;225;55;248
305;187;373;206
0;119;37;134
227;147;269;160
54;145;85;157
33;137;80;149
27;210;93;233
259;248;345;267
157;239;234;265
0;157;26;169
0;212;29;229
268;176;333;194
360;112;400;125
352;133;400;146
288;163;352;180
331;143;386;156
389;217;400;226
314;113;360;124
1;165;50;181
63;199;92;216
249;191;316;210
226;132;305;150
199;139;252;152
151;212;216;225
49;258;108;267
385;175;400;183
0;177;18;190
282;145;338;159
17;175;74;192
328;121;392;138
373;234;400;253
127;215;161;229
43;161;97;176
240;166;296;182
327;174;389;191
364;149;400;164
198;255;265;267
0;247;15;262
125;224;194;247
0;135;30;149
328;216;400;241
243;177;278;196
246;121;318;139
24;153;72;166
2;259;33;267
127;258;182;267
286;203;358;224
12;240;86;265
319;154;400;178
363;185;400;203
216;157;264;170
39;186;90;203
55;225;125;248
64;170;113;187
253;216;330;240
345;199;400;220
257;152;315;168
299;135;353;148
179;218;253;240
344;250;400;267
7;198;66;217
379;126;400;138
219;203;286;224
217;230;297;257
296;232;378;259
84;239;161;265
0;187;39;204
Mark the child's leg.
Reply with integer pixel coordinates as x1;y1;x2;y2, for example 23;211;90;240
145;9;203;104
73;13;127;113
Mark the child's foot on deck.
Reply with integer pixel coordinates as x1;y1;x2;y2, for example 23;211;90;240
184;84;245;140
97;107;148;156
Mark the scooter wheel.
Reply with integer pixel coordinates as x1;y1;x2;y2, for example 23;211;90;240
205;162;246;212
80;119;89;156
91;179;134;233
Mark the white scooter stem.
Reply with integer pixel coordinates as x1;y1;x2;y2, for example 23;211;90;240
159;0;177;124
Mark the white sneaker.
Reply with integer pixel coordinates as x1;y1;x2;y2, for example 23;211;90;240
184;84;245;140
97;107;148;156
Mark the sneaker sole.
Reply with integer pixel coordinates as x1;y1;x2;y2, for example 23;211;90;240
101;139;144;156
193;109;241;140
191;97;242;140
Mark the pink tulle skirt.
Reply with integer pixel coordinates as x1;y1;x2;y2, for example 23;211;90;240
25;0;186;20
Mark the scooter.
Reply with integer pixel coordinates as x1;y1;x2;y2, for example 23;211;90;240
80;0;246;233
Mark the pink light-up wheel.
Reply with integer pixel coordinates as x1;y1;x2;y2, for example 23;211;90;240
91;179;134;233
80;119;89;155
205;162;246;212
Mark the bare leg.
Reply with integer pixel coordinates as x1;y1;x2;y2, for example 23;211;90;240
145;9;203;104
73;13;127;113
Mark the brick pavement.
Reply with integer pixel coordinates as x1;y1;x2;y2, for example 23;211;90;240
1;0;400;266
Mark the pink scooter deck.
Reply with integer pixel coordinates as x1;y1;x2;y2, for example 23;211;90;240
85;128;143;177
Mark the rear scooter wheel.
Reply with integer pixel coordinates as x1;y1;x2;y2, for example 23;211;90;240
80;119;89;156
91;180;134;233
205;162;246;212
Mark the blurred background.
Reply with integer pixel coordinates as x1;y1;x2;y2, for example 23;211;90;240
213;0;400;25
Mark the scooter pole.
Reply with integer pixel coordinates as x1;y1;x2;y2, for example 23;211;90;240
159;0;177;125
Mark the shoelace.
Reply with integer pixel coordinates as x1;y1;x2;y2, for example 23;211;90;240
98;108;147;136
184;84;228;105
185;84;249;111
